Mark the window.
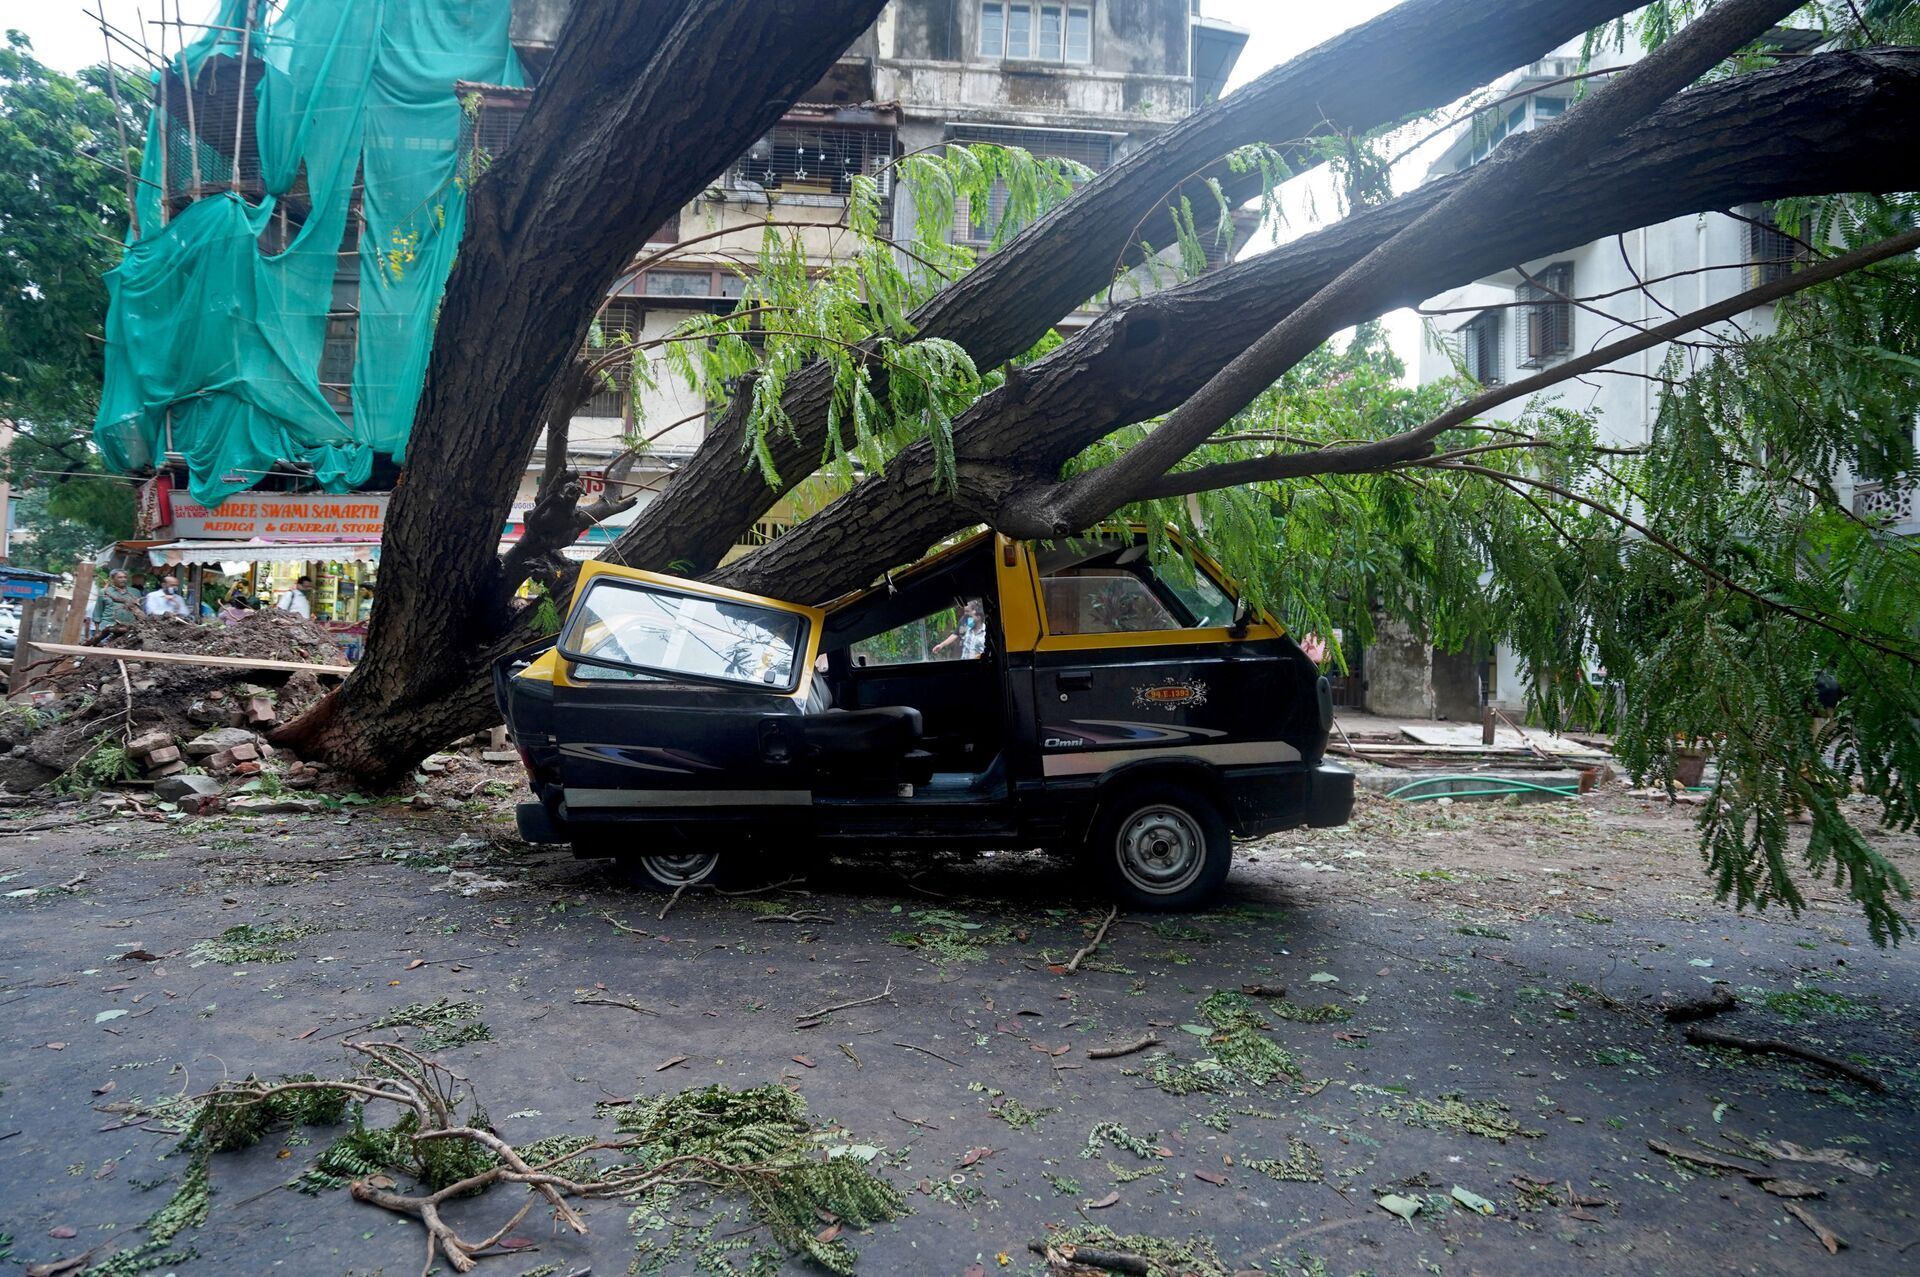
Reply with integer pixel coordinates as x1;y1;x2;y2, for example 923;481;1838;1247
851;596;989;666
1515;262;1573;367
1533;95;1567;122
980;2;1005;56
980;2;1092;63
1457;311;1501;385
732;121;896;201
583;301;641;417
644;270;716;298
1037;539;1238;636
561;579;806;691
1006;2;1032;56
1745;206;1810;289
949;125;1115;246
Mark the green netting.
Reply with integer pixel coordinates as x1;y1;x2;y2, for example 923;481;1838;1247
93;0;520;507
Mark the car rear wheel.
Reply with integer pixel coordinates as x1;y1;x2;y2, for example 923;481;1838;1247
623;850;722;890
1090;783;1231;911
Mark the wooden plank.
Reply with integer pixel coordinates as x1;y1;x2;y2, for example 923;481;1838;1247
31;641;351;676
61;564;94;646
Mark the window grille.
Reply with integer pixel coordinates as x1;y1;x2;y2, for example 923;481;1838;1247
1854;480;1916;525
319;314;356;399
457;87;529;163
948;125;1114;246
583;300;643;418
1515;263;1573;368
1746;209;1807;289
1458;311;1502;385
731;122;896;204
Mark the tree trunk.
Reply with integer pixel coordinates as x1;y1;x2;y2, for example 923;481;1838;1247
275;0;889;787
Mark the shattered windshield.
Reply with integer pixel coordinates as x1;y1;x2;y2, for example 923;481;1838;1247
562;579;805;691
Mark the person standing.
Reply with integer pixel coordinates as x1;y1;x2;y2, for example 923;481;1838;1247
143;574;191;619
275;575;313;618
93;570;144;627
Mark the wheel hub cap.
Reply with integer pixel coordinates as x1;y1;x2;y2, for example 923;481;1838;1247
1117;806;1204;895
643;852;718;885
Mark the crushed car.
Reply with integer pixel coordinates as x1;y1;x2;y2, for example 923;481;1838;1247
496;529;1351;909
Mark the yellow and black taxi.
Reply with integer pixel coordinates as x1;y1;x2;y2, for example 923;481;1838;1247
495;529;1352;910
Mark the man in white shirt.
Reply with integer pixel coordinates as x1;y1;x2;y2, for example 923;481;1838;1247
275;575;314;618
142;575;191;619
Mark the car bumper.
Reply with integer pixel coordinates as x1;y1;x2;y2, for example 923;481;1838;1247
1229;761;1354;837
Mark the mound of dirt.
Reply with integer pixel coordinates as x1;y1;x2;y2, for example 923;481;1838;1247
0;611;351;792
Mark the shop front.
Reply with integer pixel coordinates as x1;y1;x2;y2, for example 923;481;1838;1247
123;476;389;657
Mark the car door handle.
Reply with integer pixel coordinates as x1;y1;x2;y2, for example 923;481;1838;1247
1055;669;1093;692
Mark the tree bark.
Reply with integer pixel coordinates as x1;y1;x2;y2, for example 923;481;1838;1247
275;0;889;781
603;0;1648;576
713;48;1920;603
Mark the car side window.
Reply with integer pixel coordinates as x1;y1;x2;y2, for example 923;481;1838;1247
849;597;990;667
1041;569;1181;635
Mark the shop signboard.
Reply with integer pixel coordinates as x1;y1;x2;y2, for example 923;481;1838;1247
159;493;390;541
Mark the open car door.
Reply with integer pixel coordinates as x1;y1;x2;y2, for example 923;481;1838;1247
545;563;824;825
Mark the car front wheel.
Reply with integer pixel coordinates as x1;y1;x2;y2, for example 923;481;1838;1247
1090;783;1232;911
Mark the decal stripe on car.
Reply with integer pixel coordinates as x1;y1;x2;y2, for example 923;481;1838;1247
1040;740;1301;778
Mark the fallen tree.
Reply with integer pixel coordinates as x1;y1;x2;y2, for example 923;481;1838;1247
264;0;1920;938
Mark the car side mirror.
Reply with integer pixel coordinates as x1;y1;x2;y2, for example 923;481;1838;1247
1228;597;1250;640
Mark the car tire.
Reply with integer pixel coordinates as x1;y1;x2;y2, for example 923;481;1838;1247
617;849;724;891
571;828;727;892
1089;782;1231;911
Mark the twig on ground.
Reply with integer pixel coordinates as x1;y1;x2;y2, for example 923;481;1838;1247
891;1111;939;1130
1784;1201;1845;1254
754;910;835;925
573;993;658;1017
598;912;648;936
657;883;687;920
1086;1034;1160;1060
1684;1026;1887;1091
1660;989;1737;1022
796;980;893;1026
1647;1138;1766;1175
1026;1240;1149;1275
715;876;807;896
1064;906;1118;975
894;1040;964;1068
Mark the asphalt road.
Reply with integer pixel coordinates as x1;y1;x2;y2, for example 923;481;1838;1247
1;790;1914;1276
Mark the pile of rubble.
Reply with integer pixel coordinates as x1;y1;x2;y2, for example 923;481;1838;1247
0;609;349;794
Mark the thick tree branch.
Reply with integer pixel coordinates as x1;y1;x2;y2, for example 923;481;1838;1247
291;0;889;780
713;48;1920;603
1132;225;1920;500
1003;0;1804;535
607;0;1648;575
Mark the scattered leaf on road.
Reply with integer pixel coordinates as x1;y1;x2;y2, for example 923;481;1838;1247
1451;1185;1496;1214
654;1055;689;1072
1378;1193;1423;1221
1087;1191;1120;1209
791;1054;815;1068
48;1227;77;1239
1193;1169;1227;1186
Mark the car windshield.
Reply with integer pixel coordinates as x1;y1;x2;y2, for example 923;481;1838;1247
562;579;805;690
